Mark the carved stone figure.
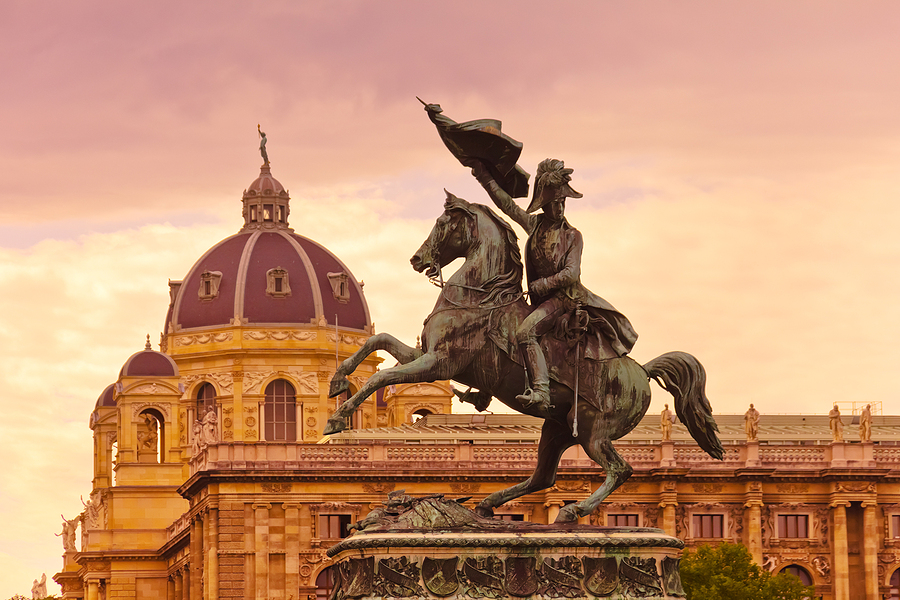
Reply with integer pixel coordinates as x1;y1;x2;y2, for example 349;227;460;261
323;103;724;523
660;404;675;441
812;555;830;579
257;124;268;166
56;514;79;552
859;403;872;442
191;420;204;455
829;404;844;442
744;403;760;441
201;407;218;446
136;413;158;451
80;492;105;530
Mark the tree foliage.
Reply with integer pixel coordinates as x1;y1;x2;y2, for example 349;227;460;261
680;543;814;600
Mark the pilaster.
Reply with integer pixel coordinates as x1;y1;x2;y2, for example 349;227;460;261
254;502;271;599
744;481;764;564
285;503;301;595
863;501;879;600
831;500;850;600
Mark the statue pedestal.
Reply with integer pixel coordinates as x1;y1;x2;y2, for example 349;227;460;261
745;440;760;467
831;441;847;468
328;507;687;599
659;440;676;468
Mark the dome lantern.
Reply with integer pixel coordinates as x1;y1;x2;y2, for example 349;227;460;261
241;164;291;232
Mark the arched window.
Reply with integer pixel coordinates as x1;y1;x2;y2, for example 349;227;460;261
890;569;900;600
315;567;334;600
779;565;813;586
265;380;297;441
196;383;216;422
412;408;432;423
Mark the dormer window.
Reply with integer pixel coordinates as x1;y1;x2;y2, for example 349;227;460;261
198;270;222;301
266;267;291;298
327;272;351;303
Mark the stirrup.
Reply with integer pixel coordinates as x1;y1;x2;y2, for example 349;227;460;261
516;387;549;409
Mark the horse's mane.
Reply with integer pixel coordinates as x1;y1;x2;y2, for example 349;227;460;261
469;203;524;291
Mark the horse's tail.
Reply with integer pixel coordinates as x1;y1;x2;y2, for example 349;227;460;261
643;351;724;460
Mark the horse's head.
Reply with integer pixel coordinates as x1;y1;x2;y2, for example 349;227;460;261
410;190;477;277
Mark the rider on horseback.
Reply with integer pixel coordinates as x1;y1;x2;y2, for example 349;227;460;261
470;158;639;411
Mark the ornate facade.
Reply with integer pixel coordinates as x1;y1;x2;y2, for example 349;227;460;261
52;160;898;600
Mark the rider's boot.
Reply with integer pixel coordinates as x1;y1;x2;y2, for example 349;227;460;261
516;341;551;410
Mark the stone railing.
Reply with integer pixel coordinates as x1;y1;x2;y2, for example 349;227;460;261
166;512;191;540
759;446;827;466
188;440;892;476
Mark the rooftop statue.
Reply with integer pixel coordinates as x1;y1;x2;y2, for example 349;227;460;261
258;124;269;166
324;103;723;523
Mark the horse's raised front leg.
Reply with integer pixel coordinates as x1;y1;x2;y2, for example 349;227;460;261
556;437;632;523
324;352;453;435
475;419;575;518
329;333;423;398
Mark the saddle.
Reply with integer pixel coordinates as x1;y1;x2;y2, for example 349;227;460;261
486;303;622;408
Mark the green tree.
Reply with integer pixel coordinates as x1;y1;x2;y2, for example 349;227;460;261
680;542;815;600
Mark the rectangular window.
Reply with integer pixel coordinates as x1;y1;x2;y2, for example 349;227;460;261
264;204;274;221
892;515;900;538
499;514;525;522
274;277;283;293
319;514;352;539
777;514;809;538
608;514;639;527
693;514;725;538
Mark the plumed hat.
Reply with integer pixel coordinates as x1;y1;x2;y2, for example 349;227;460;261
526;158;582;213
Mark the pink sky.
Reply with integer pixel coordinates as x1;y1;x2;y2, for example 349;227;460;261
3;1;900;595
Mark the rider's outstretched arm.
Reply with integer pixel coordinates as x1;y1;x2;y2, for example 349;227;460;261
470;161;536;234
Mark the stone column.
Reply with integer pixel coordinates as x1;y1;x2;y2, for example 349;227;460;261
87;580;99;600
207;506;219;600
167;576;176;600
659;481;678;537
545;502;562;524
190;515;203;600
285;503;301;596
182;566;190;600
832;501;850;600
863;501;879;600
174;569;184;600
254;503;271;600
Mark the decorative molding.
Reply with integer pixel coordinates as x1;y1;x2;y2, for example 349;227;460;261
131;403;169;419
362;482;395;494
180;372;234;396
552;481;590;493
692;483;724;494
242;371;269;393
449;482;481;493
174;332;233;347
327;333;368;346
836;481;876;493
288;370;319;395
776;483;809;494
243;330;317;342
261;482;292;493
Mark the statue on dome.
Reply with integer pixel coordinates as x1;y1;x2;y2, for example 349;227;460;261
258;124;269;166
324;102;723;523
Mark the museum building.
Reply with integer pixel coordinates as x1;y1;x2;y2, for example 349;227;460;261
55;162;900;600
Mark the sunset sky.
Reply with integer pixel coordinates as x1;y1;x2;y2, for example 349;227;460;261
3;1;900;595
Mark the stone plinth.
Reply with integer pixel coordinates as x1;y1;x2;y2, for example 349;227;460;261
327;495;685;600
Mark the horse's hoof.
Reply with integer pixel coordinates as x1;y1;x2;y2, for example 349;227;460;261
323;416;348;435
474;505;495;519
554;504;580;523
328;376;350;399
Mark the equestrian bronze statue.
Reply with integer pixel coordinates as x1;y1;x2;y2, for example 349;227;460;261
324;104;723;523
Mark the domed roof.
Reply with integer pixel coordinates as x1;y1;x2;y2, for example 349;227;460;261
120;337;180;377
95;383;116;408
167;165;371;332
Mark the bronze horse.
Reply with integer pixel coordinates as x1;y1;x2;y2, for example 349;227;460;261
325;192;723;523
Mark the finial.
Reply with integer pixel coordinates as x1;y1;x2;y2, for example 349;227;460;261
145;334;152;350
